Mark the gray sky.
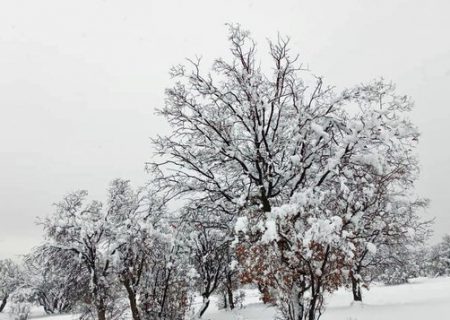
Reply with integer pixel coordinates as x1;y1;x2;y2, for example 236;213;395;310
1;0;449;258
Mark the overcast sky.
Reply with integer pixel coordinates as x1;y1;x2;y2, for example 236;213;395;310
1;0;449;258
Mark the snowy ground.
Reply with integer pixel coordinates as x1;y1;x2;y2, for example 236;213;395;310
204;277;450;320
1;277;449;320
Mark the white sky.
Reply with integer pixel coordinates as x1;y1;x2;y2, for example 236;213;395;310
1;0;449;258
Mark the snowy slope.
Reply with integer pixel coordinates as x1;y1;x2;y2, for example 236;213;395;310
1;277;449;320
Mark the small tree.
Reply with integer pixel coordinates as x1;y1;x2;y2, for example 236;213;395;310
0;259;21;313
105;179;189;320
23;246;89;314
7;288;32;320
189;224;227;318
137;236;192;320
41;190;114;320
178;204;238;317
427;235;450;277
347;197;431;300
40;180;193;320
217;244;240;311
106;179;151;320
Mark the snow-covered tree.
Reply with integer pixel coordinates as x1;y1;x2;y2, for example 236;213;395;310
137;233;192;320
40;179;193;320
150;24;426;320
41;190;115;320
427;235;450;277
187;222;227;318
217;244;241;311
333;82;432;299
106;179;153;320
7;288;32;320
23;246;89;314
105;179;192;320
0;259;21;313
177;200;239;317
347;196;430;299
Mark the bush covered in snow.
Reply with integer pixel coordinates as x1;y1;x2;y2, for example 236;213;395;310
426;235;450;277
7;288;32;320
0;259;21;313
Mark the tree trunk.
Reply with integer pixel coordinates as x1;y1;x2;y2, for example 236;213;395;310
351;276;363;302
198;296;210;318
222;292;228;309
307;295;318;320
227;286;235;310
97;310;106;320
95;296;107;320
158;270;172;318
123;278;141;320
91;263;107;320
0;295;8;313
290;289;304;320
